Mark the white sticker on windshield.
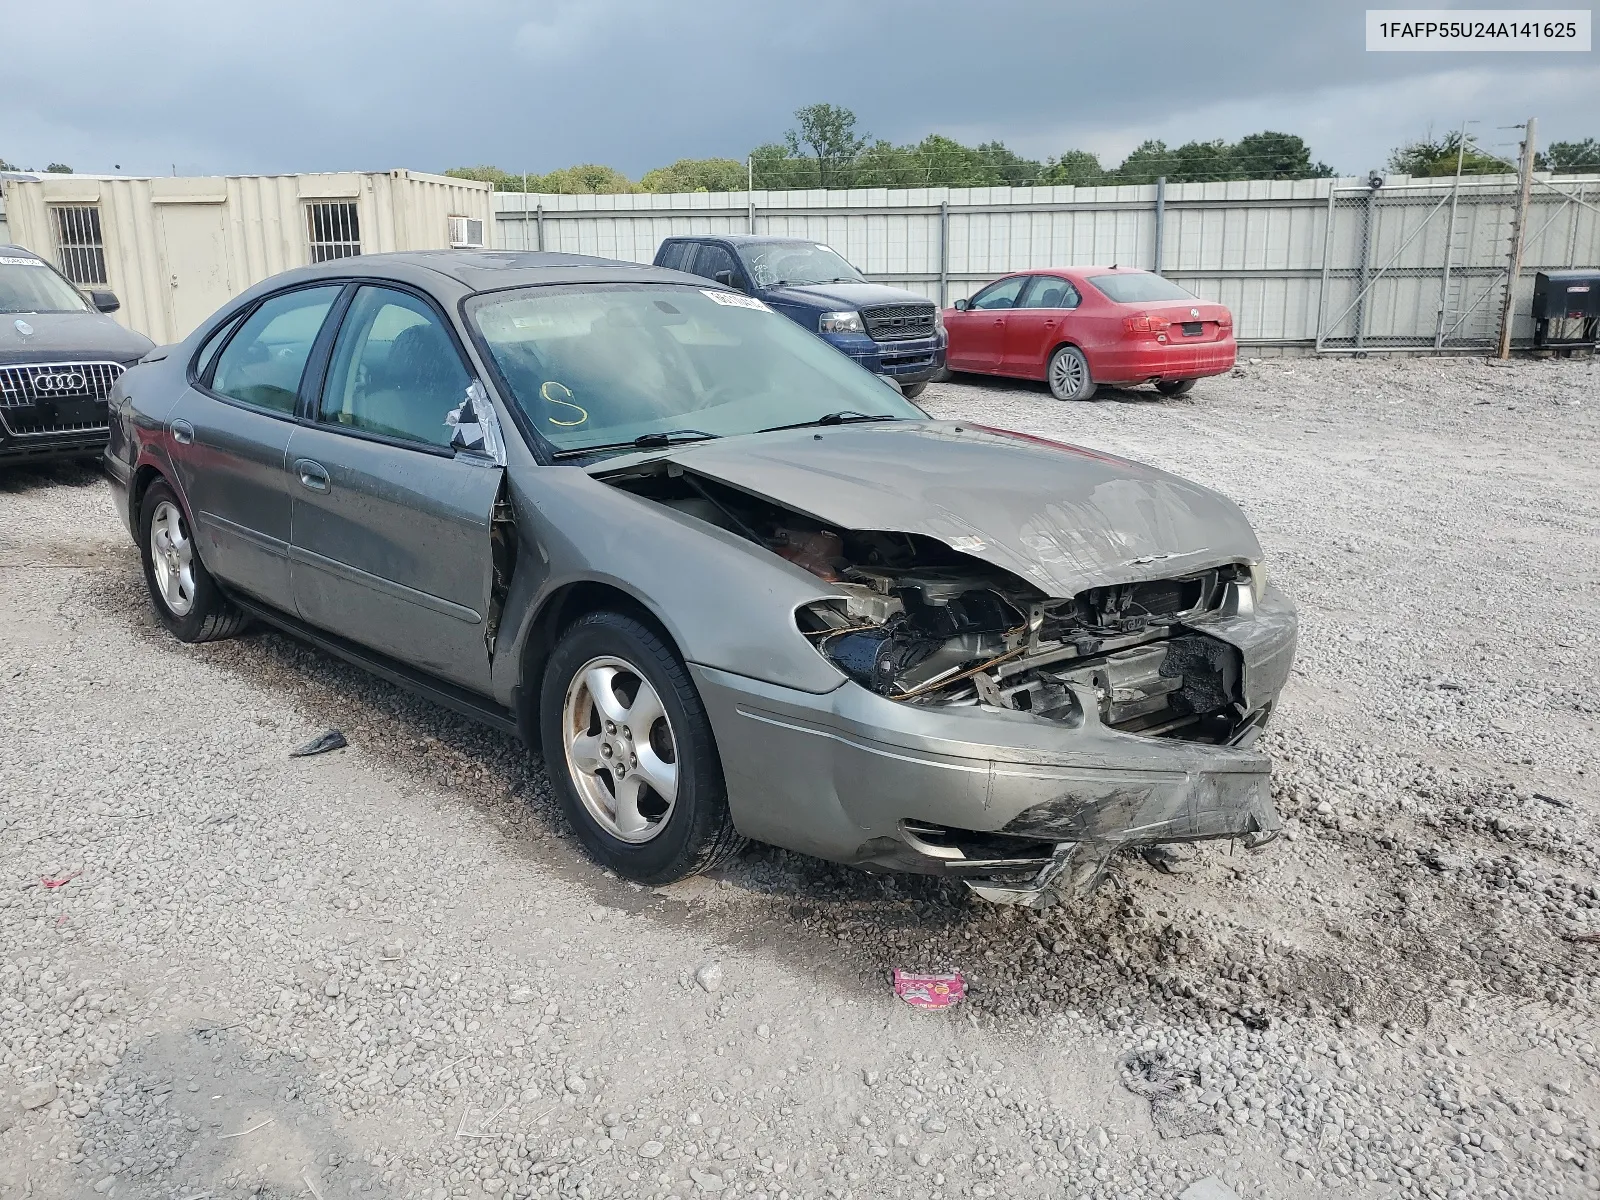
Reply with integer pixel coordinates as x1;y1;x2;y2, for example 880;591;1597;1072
0;256;45;267
701;289;770;312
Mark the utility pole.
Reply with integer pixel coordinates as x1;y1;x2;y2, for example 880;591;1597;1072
1495;117;1537;359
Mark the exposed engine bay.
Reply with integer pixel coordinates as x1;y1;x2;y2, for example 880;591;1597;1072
605;462;1262;745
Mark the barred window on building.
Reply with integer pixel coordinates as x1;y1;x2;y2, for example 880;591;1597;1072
307;202;361;263
52;206;107;286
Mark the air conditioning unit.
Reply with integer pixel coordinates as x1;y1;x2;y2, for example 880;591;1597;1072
448;216;485;248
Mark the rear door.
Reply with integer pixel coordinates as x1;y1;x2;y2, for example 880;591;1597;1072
167;284;344;611
285;283;503;693
950;276;1026;372
1003;276;1080;377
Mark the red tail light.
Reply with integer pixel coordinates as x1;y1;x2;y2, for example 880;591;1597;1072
1218;310;1234;328
1123;313;1170;335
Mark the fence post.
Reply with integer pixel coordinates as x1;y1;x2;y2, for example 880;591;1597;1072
1496;117;1537;359
1153;177;1166;274
1434;129;1468;350
938;199;950;309
535;204;545;252
1355;183;1378;350
1315;183;1338;351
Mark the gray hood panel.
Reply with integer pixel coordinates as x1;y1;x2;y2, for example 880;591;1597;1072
664;422;1262;598
0;311;154;364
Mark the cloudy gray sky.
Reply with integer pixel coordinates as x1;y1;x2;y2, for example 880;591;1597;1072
4;0;1596;179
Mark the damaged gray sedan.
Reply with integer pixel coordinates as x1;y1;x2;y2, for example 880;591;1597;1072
106;251;1295;905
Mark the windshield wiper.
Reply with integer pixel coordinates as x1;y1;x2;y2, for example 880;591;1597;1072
757;411;901;434
552;429;718;460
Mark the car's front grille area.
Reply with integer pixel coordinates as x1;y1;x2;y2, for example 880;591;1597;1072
0;361;123;437
862;303;937;342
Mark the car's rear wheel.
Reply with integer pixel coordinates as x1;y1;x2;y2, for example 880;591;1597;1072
540;610;743;885
138;479;247;643
1047;346;1096;401
899;381;928;400
1156;378;1197;397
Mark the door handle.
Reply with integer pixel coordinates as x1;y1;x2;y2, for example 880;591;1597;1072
170;419;193;445
294;459;330;493
1044;319;1057;328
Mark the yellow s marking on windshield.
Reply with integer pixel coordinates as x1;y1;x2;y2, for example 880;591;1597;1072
540;380;589;427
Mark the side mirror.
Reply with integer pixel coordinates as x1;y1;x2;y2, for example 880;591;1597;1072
445;381;507;466
90;289;120;314
953;298;970;312
713;269;745;292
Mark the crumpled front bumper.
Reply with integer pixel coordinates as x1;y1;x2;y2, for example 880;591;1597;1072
692;584;1296;905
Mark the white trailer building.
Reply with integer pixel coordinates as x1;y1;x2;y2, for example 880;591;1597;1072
0;170;493;344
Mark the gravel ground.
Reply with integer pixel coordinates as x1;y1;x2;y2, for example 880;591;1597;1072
1;354;1597;1200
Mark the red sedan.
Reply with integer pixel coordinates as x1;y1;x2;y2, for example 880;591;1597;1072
942;268;1235;401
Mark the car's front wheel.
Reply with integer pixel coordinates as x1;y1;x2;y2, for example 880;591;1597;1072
1047;346;1096;401
540;610;743;885
1156;378;1197;397
138;480;247;643
899;381;928;400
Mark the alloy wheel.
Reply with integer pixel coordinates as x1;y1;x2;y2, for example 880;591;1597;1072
149;500;196;617
562;655;679;843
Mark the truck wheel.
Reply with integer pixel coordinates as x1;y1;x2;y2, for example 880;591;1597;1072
540;610;745;885
1047;346;1096;401
900;382;928;400
138;479;248;643
1156;378;1197;397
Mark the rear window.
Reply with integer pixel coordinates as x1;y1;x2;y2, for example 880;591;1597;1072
1087;273;1195;304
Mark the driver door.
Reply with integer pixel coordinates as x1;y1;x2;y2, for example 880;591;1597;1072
286;284;504;694
952;276;1026;372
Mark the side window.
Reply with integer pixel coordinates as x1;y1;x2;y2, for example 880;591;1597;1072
194;312;245;382
657;242;692;271
968;276;1026;310
689;243;737;283
319;286;471;450
209;286;341;414
1019;277;1080;309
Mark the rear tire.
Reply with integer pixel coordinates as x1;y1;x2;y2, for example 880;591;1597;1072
540;610;744;885
1047;346;1096;401
138;479;248;643
1156;378;1197;397
899;381;928;400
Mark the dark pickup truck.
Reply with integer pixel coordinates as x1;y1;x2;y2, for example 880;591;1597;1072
654;235;945;397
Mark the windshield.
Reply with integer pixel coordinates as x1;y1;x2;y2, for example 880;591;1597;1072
468;283;922;455
0;257;90;315
1087;272;1196;304
738;241;867;289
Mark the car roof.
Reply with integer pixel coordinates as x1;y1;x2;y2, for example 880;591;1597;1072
0;244;47;261
1005;266;1151;277
666;235;818;246
297;249;693;292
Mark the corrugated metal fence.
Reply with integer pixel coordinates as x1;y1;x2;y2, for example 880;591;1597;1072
494;175;1600;350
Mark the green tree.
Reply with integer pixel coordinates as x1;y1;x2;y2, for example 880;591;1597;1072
1387;132;1504;177
748;141;817;190
445;165;514;188
1115;140;1176;184
785;103;868;188
535;164;638;194
1037;150;1105;186
1547;138;1600;173
973;140;1043;186
1231;131;1333;179
0;156;20;172
44;163;73;174
640;157;747;193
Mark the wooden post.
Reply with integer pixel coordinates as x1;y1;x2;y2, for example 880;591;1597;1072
1496;117;1537;359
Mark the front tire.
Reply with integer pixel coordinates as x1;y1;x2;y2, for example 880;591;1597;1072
138;480;247;643
539;610;743;885
899;381;928;400
1156;378;1197;397
1047;346;1096;401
